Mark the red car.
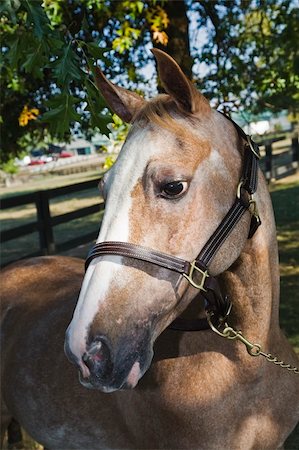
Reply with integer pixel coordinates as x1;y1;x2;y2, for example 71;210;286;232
59;151;73;158
28;159;45;166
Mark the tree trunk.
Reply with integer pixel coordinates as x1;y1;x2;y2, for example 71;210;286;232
152;0;193;88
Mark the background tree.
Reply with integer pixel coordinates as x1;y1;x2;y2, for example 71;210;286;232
0;0;298;164
195;0;299;114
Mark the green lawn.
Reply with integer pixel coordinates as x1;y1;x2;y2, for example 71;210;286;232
271;179;299;353
271;178;299;450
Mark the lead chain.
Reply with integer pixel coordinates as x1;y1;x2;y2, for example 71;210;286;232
207;314;299;375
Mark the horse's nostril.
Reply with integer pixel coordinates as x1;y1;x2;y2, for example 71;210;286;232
83;337;113;380
88;341;103;358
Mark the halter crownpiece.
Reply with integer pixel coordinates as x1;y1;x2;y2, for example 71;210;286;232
85;115;261;331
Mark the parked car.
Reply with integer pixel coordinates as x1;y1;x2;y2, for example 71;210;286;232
59;151;73;158
28;159;45;166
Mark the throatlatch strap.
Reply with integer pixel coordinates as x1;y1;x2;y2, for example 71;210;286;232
242;140;259;194
169;317;210;331
197;198;248;267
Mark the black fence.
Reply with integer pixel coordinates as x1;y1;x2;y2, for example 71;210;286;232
258;133;298;182
0;178;104;266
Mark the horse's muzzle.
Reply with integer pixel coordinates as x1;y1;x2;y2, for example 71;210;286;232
66;330;153;392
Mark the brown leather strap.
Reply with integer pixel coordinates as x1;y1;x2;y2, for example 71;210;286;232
197;197;249;267
169;317;210;331
85;241;191;274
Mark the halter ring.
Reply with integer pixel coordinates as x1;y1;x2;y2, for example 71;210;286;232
183;261;209;291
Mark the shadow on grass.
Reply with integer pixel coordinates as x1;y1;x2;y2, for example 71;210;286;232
270;183;299;347
271;182;299;450
280;274;299;349
271;184;299;227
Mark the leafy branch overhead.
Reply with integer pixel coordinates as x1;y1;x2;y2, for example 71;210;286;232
0;0;118;162
0;0;298;163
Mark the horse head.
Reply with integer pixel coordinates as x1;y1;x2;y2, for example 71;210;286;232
65;49;253;392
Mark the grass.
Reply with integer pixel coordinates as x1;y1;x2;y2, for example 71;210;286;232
270;178;299;353
1;172;299;449
0;169;102;199
269;177;299;450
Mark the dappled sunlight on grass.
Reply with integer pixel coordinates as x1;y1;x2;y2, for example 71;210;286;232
0;204;37;231
50;191;102;216
271;177;299;355
53;211;103;245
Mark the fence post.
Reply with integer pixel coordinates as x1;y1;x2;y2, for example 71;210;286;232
291;133;299;169
264;142;272;183
36;191;55;255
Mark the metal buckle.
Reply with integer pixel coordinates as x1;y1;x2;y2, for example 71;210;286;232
249;198;260;220
236;180;250;205
238;181;261;219
183;261;209;291
236;180;245;199
246;135;261;159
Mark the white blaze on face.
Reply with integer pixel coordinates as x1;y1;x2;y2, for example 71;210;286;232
67;126;165;361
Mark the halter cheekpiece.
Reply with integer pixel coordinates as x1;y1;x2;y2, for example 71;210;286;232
85;114;261;331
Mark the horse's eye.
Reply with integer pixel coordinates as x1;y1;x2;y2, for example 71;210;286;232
161;181;188;199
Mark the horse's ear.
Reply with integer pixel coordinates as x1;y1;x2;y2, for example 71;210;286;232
151;48;210;115
94;67;145;123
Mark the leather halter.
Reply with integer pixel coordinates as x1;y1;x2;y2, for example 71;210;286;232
85;114;261;331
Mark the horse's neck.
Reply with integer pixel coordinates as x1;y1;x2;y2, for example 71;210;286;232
221;177;280;342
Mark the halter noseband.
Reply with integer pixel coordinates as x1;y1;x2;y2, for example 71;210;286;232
85;115;261;331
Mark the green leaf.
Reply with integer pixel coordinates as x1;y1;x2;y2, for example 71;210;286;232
85;79;111;135
6;34;23;68
0;0;21;23
6;31;40;69
136;1;144;14
85;77;107;109
112;36;132;53
51;42;82;87
41;94;81;138
21;40;48;79
89;109;111;136
23;0;51;39
48;37;64;51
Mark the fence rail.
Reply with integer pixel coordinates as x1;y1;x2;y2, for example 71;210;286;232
0;178;103;266
258;133;298;182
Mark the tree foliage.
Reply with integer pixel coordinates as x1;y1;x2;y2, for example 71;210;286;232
0;0;298;163
195;0;299;114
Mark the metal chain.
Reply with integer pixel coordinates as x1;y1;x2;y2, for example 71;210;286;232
207;315;299;375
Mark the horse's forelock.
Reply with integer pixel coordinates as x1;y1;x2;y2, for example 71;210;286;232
132;94;194;134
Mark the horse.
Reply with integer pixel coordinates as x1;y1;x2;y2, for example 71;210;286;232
1;49;298;450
